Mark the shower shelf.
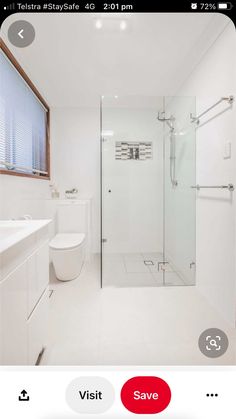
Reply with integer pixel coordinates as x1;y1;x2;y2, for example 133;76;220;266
190;96;234;123
191;184;234;192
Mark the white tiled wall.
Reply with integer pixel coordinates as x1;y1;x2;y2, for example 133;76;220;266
50;107;100;253
177;22;236;326
102;106;163;254
0;174;50;220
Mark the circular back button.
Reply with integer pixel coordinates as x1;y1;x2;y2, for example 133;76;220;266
66;376;115;414
121;376;171;414
8;21;35;48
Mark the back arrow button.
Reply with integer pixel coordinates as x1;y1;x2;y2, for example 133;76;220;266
8;20;35;48
18;29;24;39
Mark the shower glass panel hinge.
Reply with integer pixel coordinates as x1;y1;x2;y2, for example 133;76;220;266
157;261;169;271
190;262;196;269
102;238;107;243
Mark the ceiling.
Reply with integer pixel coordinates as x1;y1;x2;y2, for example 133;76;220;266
1;13;231;107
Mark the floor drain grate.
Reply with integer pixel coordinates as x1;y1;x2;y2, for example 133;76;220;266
144;260;154;266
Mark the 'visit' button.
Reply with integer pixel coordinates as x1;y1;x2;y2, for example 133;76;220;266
121;376;171;414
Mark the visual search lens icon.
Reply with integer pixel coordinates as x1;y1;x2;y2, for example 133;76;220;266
206;336;221;350
198;328;229;358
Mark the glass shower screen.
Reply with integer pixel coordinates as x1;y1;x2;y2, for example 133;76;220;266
101;96;196;288
163;97;196;286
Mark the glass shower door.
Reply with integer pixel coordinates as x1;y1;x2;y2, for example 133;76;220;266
163;96;196;286
101;96;164;288
101;95;196;288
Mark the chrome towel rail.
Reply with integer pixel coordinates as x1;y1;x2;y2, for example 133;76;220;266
191;184;234;192
190;96;234;123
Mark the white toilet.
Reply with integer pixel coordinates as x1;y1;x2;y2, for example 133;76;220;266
50;233;85;281
49;202;88;281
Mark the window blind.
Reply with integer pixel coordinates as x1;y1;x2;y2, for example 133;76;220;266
0;50;48;176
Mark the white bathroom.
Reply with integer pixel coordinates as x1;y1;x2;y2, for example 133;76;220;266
0;12;236;366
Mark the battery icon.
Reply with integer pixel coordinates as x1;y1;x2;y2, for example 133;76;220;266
217;2;233;9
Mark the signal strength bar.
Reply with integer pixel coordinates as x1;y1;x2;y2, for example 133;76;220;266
4;3;15;10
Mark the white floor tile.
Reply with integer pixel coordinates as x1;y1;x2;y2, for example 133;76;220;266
124;259;150;273
142;252;163;261
123;253;143;261
151;271;164;285
164;272;185;286
42;255;236;366
148;261;161;273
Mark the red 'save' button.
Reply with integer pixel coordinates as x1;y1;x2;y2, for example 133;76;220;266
121;376;171;414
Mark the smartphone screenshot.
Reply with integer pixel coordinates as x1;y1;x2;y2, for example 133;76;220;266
0;1;235;417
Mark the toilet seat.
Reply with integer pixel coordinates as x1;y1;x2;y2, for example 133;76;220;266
49;233;85;251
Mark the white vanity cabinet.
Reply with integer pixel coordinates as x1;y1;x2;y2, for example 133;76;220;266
28;287;49;365
27;242;49;317
0;262;28;365
0;220;51;365
27;241;49;365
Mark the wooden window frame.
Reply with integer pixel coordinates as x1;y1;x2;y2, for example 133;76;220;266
0;38;50;180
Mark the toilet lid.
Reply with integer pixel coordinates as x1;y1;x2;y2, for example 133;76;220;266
50;233;85;250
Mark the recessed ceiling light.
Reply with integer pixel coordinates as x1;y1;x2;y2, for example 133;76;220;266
95;19;103;29
120;20;127;31
114;95;118;99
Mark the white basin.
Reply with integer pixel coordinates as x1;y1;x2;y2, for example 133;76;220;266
0;225;26;240
0;220;51;254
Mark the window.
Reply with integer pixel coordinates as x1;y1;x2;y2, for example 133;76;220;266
0;40;50;179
